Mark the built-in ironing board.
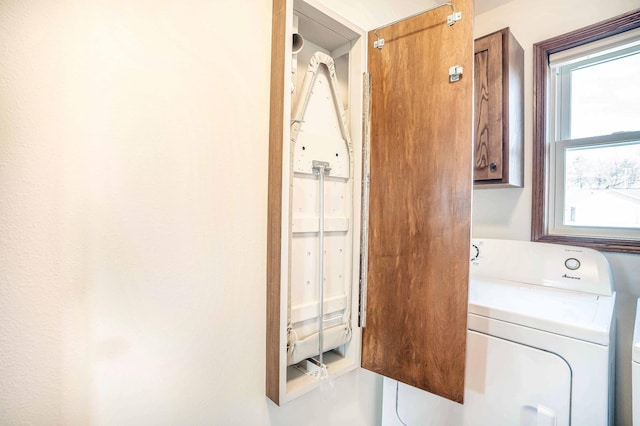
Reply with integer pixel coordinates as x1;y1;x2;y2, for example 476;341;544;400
287;52;354;366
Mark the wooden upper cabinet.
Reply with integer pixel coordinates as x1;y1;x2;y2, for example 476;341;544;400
473;27;524;188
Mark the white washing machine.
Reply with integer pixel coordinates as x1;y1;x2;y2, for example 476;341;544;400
381;239;616;426
633;298;640;426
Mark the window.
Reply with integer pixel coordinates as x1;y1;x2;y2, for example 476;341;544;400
533;10;640;254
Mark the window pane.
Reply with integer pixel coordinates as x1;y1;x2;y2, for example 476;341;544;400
564;142;640;228
570;52;640;139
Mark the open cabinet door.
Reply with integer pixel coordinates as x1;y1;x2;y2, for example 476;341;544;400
266;0;472;405
362;0;473;403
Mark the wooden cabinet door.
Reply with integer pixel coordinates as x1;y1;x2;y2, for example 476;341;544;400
474;30;504;181
362;0;473;404
474;28;524;188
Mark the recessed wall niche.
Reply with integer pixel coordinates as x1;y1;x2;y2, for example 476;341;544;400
266;0;366;405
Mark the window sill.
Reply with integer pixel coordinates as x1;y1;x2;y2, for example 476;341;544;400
532;234;640;255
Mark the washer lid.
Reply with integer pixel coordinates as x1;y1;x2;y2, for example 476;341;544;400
469;277;615;346
634;298;640;363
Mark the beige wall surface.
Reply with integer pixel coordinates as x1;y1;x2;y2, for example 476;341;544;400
0;0;434;423
2;0;638;425
0;0;384;424
472;1;640;425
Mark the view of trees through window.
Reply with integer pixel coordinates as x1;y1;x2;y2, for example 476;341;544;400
562;49;640;229
567;144;640;190
564;144;640;228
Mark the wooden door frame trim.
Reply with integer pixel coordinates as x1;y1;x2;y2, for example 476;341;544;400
266;0;286;405
531;8;640;254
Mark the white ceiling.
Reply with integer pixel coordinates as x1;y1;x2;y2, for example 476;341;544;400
314;0;517;31
474;0;516;15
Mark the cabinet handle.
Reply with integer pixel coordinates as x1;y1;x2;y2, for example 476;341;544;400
489;162;497;172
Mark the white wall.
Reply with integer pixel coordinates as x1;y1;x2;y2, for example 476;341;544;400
313;0;438;30
0;0;267;423
6;0;636;425
0;0;403;424
472;1;640;425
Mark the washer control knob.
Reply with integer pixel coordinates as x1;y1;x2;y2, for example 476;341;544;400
565;258;581;270
470;244;480;262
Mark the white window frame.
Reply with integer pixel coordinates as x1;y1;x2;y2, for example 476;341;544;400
547;37;640;239
532;10;640;254
548;133;640;239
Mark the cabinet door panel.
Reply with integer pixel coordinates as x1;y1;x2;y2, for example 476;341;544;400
363;0;473;404
474;31;503;181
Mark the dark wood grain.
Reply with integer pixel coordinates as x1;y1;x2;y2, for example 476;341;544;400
473;28;523;188
473;31;502;181
532;9;640;254
474;49;490;170
266;0;286;405
362;0;473;404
